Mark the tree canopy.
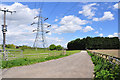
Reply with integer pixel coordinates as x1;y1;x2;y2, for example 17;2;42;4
67;37;120;50
49;44;63;50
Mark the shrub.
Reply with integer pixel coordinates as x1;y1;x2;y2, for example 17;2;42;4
88;51;120;80
49;44;56;50
49;44;63;50
56;45;63;50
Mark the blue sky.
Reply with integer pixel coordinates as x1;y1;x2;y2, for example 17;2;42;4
0;2;119;47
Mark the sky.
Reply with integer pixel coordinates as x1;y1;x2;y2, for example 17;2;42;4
0;2;119;48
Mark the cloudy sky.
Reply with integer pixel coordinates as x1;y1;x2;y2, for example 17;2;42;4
0;2;119;47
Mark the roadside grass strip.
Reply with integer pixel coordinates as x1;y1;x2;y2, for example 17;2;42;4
2;50;80;69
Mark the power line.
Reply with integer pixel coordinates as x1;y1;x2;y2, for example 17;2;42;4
48;2;60;19
51;2;79;25
0;8;16;60
60;2;79;18
40;0;44;11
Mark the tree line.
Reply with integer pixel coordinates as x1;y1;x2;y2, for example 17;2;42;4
67;37;120;50
0;44;64;50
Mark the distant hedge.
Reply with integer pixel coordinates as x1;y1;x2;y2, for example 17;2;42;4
67;37;120;50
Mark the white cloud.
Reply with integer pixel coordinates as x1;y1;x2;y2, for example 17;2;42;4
83;26;94;32
54;19;58;22
0;3;39;25
113;3;120;9
47;32;52;35
108;33;119;37
51;24;58;29
95;31;99;34
0;3;40;46
60;15;87;25
108;35;114;37
113;3;118;9
45;37;66;47
53;15;88;34
93;18;99;21
0;3;69;47
98;33;103;37
78;3;97;19
113;2;120;9
93;11;114;21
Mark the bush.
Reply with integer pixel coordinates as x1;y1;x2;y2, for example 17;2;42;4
88;51;120;80
6;44;16;48
49;44;63;50
49;44;56;50
56;45;63;50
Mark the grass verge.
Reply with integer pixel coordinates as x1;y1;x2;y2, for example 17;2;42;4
2;50;80;69
87;51;120;80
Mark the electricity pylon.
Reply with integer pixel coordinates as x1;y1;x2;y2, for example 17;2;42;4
31;9;51;50
0;8;16;60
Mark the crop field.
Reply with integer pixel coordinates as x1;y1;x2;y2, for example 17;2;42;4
89;49;120;58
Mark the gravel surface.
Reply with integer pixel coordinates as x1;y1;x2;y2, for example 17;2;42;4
2;50;94;78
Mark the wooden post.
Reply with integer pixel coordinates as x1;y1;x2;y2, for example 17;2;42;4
64;50;66;55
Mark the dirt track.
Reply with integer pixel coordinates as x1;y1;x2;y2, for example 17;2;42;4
2;51;94;78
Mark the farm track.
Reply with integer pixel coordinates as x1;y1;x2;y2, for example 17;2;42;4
2;51;94;78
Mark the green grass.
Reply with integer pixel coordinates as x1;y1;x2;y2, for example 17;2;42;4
1;49;80;69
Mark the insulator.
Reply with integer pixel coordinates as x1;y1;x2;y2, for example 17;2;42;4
44;18;48;21
46;31;50;33
47;25;51;28
31;22;35;25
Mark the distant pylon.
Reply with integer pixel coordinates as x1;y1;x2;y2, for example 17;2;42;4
31;9;51;50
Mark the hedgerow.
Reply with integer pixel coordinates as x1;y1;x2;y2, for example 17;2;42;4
88;51;120;80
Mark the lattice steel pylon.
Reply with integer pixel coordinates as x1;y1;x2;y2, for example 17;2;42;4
31;9;51;50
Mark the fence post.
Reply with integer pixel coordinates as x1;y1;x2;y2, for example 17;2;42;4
21;50;23;58
64;50;66;55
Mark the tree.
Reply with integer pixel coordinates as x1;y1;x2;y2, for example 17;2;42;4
56;45;63;50
67;37;120;50
49;44;56;50
6;44;16;48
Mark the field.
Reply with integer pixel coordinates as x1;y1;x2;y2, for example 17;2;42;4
1;49;80;68
89;49;120;58
4;49;80;60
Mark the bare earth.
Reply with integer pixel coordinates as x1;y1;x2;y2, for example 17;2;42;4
2;51;94;78
89;49;120;58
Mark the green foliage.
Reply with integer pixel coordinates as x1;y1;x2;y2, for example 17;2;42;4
94;64;102;72
67;37;119;50
19;45;32;49
88;51;120;80
6;44;16;48
49;44;63;50
5;44;36;49
56;45;63;50
49;44;56;50
96;70;114;80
